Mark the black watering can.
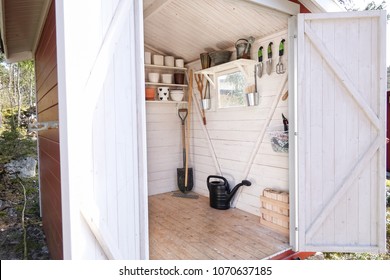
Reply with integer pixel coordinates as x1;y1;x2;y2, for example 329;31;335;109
207;175;251;210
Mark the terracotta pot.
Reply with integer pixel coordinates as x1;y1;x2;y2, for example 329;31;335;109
145;87;155;100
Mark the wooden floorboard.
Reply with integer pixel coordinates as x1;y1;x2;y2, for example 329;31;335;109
149;192;290;260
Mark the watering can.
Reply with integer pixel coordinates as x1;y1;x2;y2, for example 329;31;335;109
207;175;251;210
235;36;255;59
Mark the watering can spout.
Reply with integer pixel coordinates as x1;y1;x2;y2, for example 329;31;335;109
207;176;251;209
226;180;252;203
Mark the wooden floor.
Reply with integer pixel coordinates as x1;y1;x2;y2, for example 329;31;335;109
149;192;290;260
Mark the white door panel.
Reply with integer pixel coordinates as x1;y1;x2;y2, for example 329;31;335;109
292;11;387;253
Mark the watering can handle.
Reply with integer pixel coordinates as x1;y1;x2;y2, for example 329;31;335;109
207;175;229;190
235;38;248;48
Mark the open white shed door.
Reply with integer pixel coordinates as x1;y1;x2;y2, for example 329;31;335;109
292;11;387;253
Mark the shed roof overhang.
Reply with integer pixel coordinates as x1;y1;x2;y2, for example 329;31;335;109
0;0;51;63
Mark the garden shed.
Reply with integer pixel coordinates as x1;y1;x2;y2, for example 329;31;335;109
0;0;387;259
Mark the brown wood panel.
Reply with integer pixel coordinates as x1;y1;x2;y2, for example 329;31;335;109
39;128;59;143
37;85;58;113
149;193;290;260
289;0;311;13
40;169;61;215
36;66;57;101
387;90;390;171
35;2;56;57
40;191;62;259
35;3;56;82
35;0;62;260
36;45;57;89
39;148;61;181
38;137;60;162
37;104;59;122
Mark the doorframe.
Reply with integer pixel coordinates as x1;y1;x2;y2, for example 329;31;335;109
134;0;150;260
288;15;299;251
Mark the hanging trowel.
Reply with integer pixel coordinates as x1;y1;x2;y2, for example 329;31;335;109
266;42;273;75
257;46;263;78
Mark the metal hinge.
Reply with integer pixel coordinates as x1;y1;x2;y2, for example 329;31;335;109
28;121;59;132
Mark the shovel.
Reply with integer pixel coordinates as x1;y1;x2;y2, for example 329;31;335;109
177;109;193;193
257;46;263;78
266;42;273;75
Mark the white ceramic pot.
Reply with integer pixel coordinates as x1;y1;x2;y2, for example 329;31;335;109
175;59;184;68
148;73;159;83
170;89;184;101
158;87;170;101
162;74;173;84
153;55;164;66
144;52;151;64
164;56;175;67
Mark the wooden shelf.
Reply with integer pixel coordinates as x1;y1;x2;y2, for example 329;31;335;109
145;64;187;71
194;59;256;87
145;82;188;88
146;100;188;104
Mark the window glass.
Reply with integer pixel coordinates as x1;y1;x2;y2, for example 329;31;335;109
217;71;246;108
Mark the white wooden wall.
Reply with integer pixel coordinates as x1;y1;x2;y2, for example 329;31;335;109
57;0;148;259
146;31;290;214
146;103;183;195
187;31;289;216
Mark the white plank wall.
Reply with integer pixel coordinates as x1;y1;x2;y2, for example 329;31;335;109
187;31;289;216
146;103;183;195
146;31;290;214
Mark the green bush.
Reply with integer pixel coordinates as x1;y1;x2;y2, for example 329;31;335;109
0;108;36;164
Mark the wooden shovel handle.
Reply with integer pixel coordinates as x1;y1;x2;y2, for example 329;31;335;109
184;69;194;189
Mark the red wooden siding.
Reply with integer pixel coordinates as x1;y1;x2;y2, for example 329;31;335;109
387;90;390;172
289;0;311;13
35;1;63;260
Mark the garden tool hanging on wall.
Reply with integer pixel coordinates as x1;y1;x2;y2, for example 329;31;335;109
266;42;273;75
257;46;263;78
276;39;286;74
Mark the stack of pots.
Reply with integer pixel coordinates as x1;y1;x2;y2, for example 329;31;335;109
145;51;186;101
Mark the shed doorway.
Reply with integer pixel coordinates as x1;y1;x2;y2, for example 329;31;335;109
143;0;294;259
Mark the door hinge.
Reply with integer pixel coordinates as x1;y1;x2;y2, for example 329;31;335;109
28;121;59;132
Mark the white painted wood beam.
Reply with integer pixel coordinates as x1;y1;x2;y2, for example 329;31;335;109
232;73;288;208
80;205;124;260
299;0;344;13
244;0;299;15
191;86;223;176
4;51;33;63
144;0;174;20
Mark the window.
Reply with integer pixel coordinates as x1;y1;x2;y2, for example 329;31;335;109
217;71;246;108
